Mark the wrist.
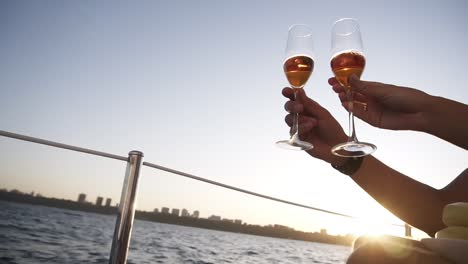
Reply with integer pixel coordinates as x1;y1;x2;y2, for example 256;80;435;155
419;95;450;134
409;93;437;132
331;156;364;177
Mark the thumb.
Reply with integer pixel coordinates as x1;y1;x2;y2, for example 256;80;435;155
295;88;329;118
349;75;381;97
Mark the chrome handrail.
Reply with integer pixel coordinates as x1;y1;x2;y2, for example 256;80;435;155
110;151;143;264
0;130;127;161
0;129;408;264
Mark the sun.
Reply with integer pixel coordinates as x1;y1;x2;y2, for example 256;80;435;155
356;209;407;237
350;219;402;237
325;208;406;238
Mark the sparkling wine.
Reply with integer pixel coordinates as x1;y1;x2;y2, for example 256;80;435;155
330;51;365;89
284;55;314;88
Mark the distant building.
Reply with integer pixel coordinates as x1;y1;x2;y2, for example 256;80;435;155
153;208;159;213
96;196;103;206
192;210;200;218
181;209;190;217
171;208;180;216
274;224;293;231
234;219;242;225
208;215;221;221
77;193;86;203
320;229;328;235
105;198;112;207
222;218;234;223
161;207;170;214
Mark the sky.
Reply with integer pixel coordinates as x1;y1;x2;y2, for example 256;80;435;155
1;0;467;238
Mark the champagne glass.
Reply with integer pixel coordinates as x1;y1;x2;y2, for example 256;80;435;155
330;18;376;157
276;24;315;151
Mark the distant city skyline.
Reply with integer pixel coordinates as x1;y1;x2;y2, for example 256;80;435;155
0;186;416;239
0;190;357;248
4;187;248;223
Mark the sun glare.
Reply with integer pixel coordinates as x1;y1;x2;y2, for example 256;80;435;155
351;219;397;236
325;209;404;238
354;203;406;236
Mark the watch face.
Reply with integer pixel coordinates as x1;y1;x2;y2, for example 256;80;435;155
332;157;363;176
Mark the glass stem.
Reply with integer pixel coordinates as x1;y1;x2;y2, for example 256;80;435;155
291;88;300;139
346;89;358;143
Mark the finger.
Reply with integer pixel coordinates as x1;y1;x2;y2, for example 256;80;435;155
338;92;367;103
351;103;369;122
298;118;318;137
289;89;333;120
340;98;369;109
348;75;388;98
295;89;322;111
284;114;317;126
353;101;368;110
352;92;367;103
285;114;317;128
332;84;345;93
341;98;368;109
282;87;295;100
294;87;309;98
341;101;370;122
338;92;346;103
328;77;339;85
284;101;303;113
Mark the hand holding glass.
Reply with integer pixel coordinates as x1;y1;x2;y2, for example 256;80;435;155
330;18;376;157
276;24;315;151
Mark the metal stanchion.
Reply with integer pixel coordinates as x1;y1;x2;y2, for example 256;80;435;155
405;223;412;237
109;151;143;264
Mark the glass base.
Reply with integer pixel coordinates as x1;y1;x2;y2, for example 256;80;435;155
276;139;313;151
331;141;376;157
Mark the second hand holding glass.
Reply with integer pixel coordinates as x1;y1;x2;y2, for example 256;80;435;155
276;24;315;151
330;18;376;157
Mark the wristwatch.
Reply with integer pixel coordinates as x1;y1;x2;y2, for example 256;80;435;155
331;157;363;176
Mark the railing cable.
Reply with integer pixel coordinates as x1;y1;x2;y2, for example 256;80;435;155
143;161;354;218
0;130;127;161
1;129;404;226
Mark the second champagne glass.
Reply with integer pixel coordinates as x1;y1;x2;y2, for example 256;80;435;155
276;24;315;151
330;18;376;157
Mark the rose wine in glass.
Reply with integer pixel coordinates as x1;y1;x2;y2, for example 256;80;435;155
284;55;314;88
276;24;315;151
330;18;376;157
331;51;365;89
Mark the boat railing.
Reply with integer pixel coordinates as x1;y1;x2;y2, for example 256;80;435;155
0;129;409;264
